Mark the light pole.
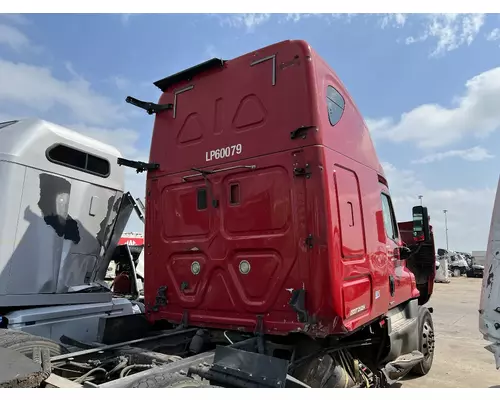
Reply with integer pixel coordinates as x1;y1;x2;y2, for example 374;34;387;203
443;209;449;251
418;195;423;206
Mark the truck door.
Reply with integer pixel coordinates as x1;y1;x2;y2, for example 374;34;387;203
379;190;412;308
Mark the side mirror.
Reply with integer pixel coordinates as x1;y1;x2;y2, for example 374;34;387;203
412;205;430;242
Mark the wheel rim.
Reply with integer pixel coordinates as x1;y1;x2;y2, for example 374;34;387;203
421;320;435;362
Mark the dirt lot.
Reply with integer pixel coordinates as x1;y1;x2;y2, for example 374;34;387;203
401;277;499;388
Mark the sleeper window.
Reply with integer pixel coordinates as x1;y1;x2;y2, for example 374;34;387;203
47;144;110;177
326;86;345;126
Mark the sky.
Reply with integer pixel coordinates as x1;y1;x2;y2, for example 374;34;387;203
0;13;498;253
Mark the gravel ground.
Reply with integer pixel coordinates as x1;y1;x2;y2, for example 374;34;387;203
401;277;499;388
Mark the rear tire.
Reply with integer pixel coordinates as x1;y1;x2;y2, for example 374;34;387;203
0;329;67;358
411;307;435;376
291;338;355;388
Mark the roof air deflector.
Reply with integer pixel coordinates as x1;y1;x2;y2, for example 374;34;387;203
153;58;225;92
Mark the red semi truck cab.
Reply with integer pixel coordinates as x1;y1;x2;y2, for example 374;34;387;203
142;40;435;338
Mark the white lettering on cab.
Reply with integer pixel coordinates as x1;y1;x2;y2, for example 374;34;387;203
206;144;242;162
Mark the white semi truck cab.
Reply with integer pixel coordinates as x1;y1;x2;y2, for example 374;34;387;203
479;175;500;369
0;119;142;343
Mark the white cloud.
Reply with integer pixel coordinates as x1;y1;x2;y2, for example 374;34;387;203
283;13;358;25
405;13;485;57
368;66;500;149
208;13;488;56
0;14;30;25
487;28;500;41
107;75;130;91
380;13;407;29
411;146;494;164
285;14;304;23
64;61;84;81
218;13;271;32
0;58;127;126
283;13;316;23
0;112;18;122
382;161;496;251
0;23;39;52
331;13;358;23
120;14;135;25
205;44;217;59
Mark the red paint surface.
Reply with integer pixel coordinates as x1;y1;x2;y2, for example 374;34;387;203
144;40;433;337
117;237;144;246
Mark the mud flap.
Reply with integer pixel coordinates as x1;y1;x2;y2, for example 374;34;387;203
381;350;424;385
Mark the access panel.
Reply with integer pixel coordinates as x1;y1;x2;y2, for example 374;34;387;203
333;165;366;260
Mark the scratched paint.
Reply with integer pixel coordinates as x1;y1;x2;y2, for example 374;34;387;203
96;194;121;247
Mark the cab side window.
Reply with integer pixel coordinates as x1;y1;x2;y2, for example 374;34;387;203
326;86;345;126
380;193;399;241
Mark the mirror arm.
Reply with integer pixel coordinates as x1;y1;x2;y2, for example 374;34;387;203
411;242;422;256
397;245;413;261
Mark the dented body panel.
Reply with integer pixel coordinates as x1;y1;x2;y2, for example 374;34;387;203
0;119;128;307
479;175;500;368
144;40;431;337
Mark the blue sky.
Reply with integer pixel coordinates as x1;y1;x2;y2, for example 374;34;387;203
0;13;499;252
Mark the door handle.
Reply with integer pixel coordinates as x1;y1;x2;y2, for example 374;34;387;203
347;201;354;227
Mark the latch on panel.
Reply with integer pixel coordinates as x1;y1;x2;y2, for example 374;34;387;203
290;125;317;140
305;234;314;249
89;196;99;217
293;164;311;179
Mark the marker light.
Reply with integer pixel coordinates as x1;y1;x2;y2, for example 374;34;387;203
191;261;201;275
239;260;251;275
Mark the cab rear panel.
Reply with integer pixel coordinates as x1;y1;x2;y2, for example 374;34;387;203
146;148;325;334
144;40;420;337
145;40;321;334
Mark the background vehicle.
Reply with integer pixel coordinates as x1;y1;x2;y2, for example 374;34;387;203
438;249;468;277
457;252;473;268
435;255;450;283
473;250;487;267
466;264;484;278
0;40;437;388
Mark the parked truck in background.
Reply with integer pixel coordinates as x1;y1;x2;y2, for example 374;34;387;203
473;251;487;268
0;40;436;388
